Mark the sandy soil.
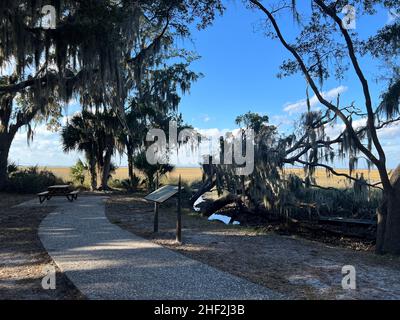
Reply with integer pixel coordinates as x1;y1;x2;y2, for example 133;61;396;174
0;193;85;300
106;195;400;300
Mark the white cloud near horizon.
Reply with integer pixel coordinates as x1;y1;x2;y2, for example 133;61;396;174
324;117;400;168
8;117;400;169
283;85;348;114
9;125;78;167
325;117;400;141
169;127;243;166
9;125;242;168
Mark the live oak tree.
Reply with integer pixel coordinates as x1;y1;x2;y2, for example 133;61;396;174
123;53;200;186
0;0;224;190
0;0;131;190
193;111;296;217
246;0;400;254
0;77;62;190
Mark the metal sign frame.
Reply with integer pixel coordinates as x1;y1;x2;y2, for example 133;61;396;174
144;185;179;203
144;175;182;243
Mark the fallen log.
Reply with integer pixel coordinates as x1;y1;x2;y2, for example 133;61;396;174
190;178;216;206
198;193;242;217
286;218;376;240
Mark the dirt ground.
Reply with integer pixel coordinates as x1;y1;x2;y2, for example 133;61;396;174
0;193;85;300
106;195;400;300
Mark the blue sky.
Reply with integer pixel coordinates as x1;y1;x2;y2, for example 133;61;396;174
178;1;390;128
9;1;400;168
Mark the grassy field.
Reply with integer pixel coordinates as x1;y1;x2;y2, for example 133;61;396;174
33;166;384;188
32;167;203;185
284;168;382;188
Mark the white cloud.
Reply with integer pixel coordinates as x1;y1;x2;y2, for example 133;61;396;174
324;117;367;139
284;86;348;114
9;116;400;169
324;117;400;167
378;123;400;140
8;124;242;168
196;128;230;138
8;108;97;167
325;117;400;141
270;114;293;126
9;124;78;167
169;127;249;167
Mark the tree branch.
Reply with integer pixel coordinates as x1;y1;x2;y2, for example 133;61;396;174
314;0;391;189
126;9;171;65
249;0;392;192
294;159;384;190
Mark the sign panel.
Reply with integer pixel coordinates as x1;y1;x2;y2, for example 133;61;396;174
145;185;179;204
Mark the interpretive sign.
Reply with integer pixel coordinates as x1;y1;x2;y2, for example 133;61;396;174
145;185;179;204
144;177;182;243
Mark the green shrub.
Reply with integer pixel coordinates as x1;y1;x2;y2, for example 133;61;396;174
7;162;19;175
70;159;88;185
109;179;123;189
123;175;141;191
133;151;174;191
109;175;142;192
6;166;65;194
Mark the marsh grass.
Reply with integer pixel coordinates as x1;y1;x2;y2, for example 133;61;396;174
26;167;383;188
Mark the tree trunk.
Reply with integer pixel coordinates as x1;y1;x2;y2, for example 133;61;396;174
198;193;240;217
0;133;12;191
100;149;113;190
190;178;216;206
382;191;400;255
375;199;387;254
128;152;134;183
377;165;400;255
88;156;97;191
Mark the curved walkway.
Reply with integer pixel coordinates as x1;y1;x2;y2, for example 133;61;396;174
29;196;282;300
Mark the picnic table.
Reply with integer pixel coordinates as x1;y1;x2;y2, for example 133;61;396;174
37;185;79;203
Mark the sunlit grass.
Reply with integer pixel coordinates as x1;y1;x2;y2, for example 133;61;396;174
27;166;384;188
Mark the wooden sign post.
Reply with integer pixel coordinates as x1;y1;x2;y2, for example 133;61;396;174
154;202;159;233
154;173;159;233
176;175;182;243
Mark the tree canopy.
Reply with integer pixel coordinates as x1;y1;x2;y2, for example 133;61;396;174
0;0;224;189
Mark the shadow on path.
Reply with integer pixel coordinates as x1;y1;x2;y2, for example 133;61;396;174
32;196;282;300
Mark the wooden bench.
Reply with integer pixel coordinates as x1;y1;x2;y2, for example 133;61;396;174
66;190;79;202
37;191;51;204
37;189;79;203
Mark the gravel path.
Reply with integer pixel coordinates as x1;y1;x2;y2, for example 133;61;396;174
30;196;282;300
